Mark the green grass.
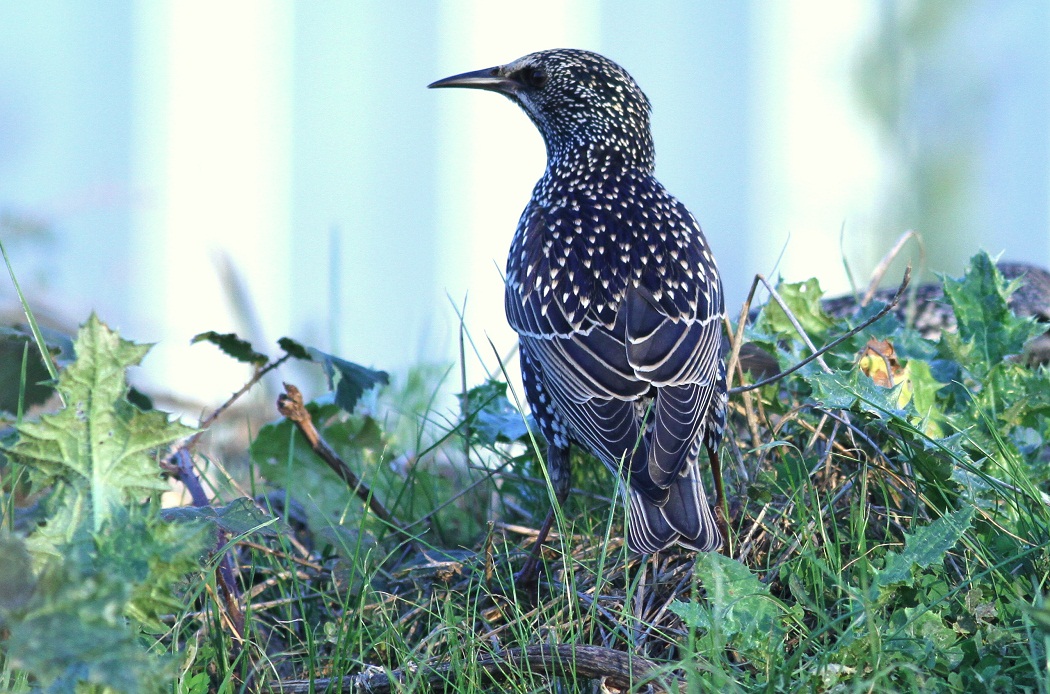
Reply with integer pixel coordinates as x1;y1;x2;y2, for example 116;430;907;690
2;251;1050;692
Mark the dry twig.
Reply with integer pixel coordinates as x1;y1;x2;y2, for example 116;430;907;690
276;382;413;544
272;644;677;693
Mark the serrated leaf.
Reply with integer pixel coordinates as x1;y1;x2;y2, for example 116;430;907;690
462;380;531;444
308;347;389;413
693;552;781;636
191;330;268;366
889;607;964;669
943;252;1042;371
160;497;279;537
2;508;205;692
807;369;907;418
5;554;176;693
7;596;172;693
877;506;975;587
95;511;210;633
755;278;835;340
906;359;947;437
6;315;194;546
671;552;785;662
278;336;311;360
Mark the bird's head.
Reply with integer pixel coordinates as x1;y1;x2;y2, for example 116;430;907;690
429;49;654;170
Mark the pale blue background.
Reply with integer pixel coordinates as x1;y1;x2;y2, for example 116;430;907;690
0;1;1047;408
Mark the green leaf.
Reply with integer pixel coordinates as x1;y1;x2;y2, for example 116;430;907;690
877;505;975;587
754;278;835;340
462;380;530;444
308;347;389;413
943;252;1042;371
2;509;207;692
160;497;279;537
96;511;210;633
671;553;787;662
0;317;209;692
890;607;965;669
906;358;948;437
6;315;194;548
807;368;906;418
191;330;268;366
250;403;386;542
6;587;172;692
278;336;312;360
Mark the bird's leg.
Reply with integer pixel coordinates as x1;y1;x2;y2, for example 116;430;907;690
515;444;571;586
514;509;554;586
708;444;730;553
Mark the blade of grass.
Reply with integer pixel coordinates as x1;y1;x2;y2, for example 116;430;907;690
0;234;62;404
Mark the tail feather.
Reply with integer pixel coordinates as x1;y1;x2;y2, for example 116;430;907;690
626;459;721;553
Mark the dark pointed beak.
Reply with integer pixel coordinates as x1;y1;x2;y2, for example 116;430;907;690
428;66;518;96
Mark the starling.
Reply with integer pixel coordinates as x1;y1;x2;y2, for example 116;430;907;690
431;49;726;555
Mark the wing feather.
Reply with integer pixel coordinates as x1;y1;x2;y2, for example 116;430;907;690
506;174;727;551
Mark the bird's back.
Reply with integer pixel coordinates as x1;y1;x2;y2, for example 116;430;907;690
506;162;727;552
507;165;720;333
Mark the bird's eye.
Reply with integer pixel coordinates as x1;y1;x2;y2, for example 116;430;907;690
519;66;548;89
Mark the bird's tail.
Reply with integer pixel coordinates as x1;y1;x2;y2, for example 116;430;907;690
626;459;722;554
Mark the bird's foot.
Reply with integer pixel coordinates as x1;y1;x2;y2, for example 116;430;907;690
512;554;541;588
510;508;556;589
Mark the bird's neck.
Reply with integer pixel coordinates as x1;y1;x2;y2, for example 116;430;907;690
545;138;655;183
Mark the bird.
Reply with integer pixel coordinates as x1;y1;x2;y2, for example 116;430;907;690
430;49;727;562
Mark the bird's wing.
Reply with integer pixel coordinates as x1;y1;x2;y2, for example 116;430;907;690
510;287;722;503
518;333;659;498
623;285;724;487
506;195;725;503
